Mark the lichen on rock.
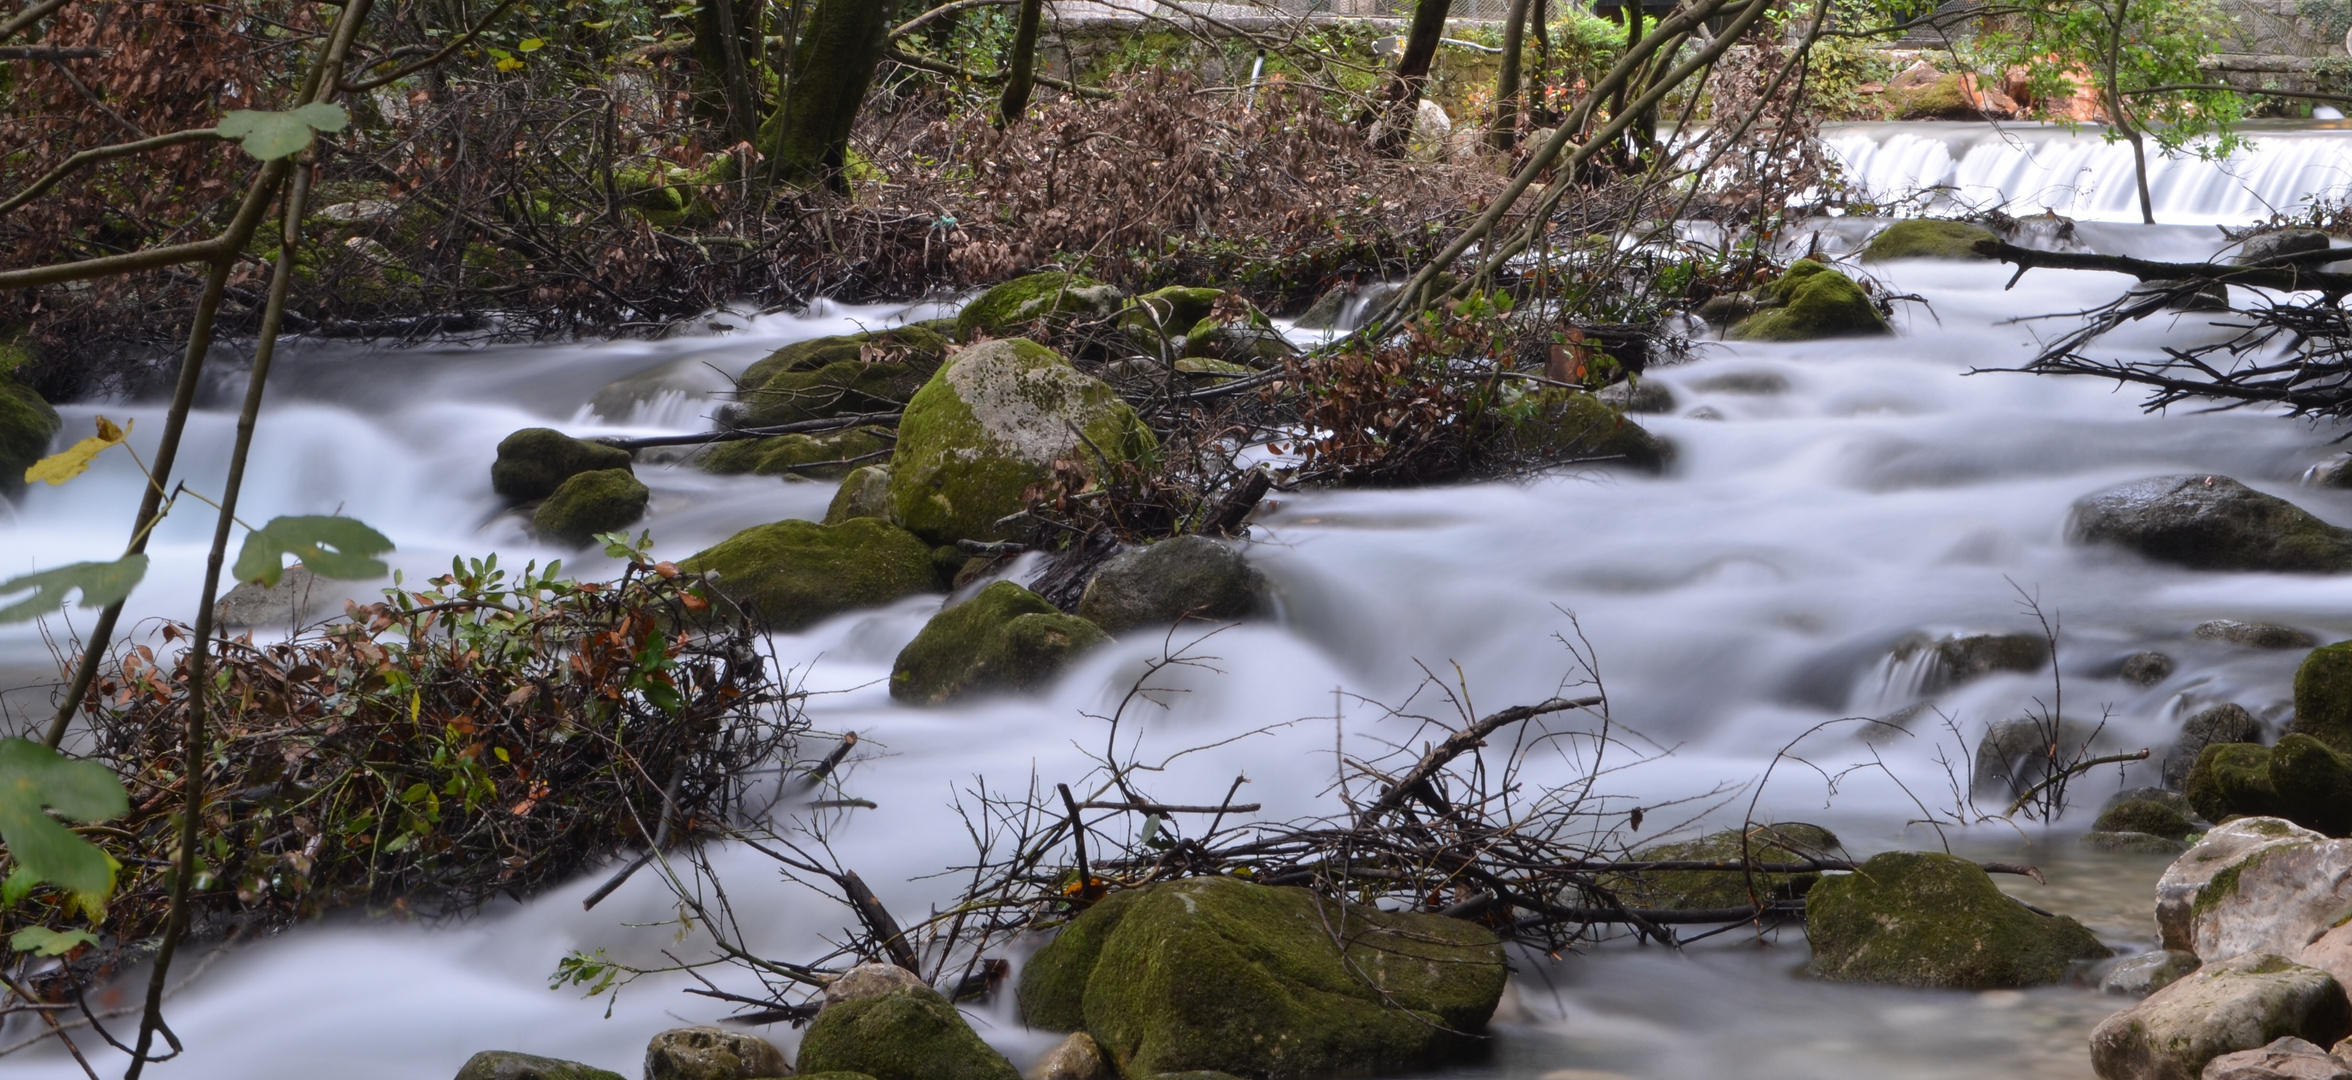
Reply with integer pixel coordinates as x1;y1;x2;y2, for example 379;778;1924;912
889;581;1108;704
679;517;939;630
643;1026;788;1080
1075;535;1264;634
824;464;894;525
1804;850;2110;988
453;1051;624;1080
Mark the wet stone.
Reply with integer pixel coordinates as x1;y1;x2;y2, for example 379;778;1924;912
2198;620;2318;650
2122;651;2179;687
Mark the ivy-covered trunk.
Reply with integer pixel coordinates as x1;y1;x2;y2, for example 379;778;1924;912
763;0;892;191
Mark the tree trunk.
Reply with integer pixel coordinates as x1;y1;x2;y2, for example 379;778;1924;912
2101;0;2155;223
996;0;1043;126
1530;0;1552;123
764;0;893;191
1489;0;1532;151
695;0;766;143
1366;0;1451;156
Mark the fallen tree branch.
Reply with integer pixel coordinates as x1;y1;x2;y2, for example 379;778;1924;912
597;411;904;451
1978;238;2352;294
1360;695;1602;820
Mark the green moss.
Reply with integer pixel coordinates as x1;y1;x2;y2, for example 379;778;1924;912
2188;742;2283;826
889;581;1109;704
0;378;61;498
453;1050;624;1080
1728;260;1893;342
735;327;950;403
2190;853;2261;921
698;427;891;480
1889;73;1980;119
2190;735;2352;837
679;517;939;630
825;464;895;525
491;428;635;502
954;272;1122;341
1181;320;1296;367
886;338;1157;546
1018;875;1507;1080
1861;219;1999;262
1804;851;2111;988
2092;799;2197;841
1503;388;1671;471
1606;823;1840;910
727;328;950;429
1122;286;1228;336
2293;641;2352;752
532;469;649;547
795;987;1020;1080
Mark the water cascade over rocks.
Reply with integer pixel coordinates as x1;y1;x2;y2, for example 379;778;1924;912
24;123;2352;1080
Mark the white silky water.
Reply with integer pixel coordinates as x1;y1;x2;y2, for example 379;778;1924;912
12;122;2352;1079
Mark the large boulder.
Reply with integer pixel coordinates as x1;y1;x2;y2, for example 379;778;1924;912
796;985;1021;1080
699;427;892;480
644;1027;787;1080
1606;822;1840;910
889;581;1108;705
1860;218;1998;262
1804;850;2109;988
2187;738;2352;838
1017;875;1507;1080
452;1051;623;1080
2066;476;2352;573
2156;817;2352;964
887;338;1156;546
956;272;1125;342
1499;388;1672;471
2168;703;2265;788
531;469;649;547
2293;643;2352;752
2088;952;2352;1080
491;428;634;502
679;518;939;630
1726;260;1892;342
1075;536;1264;634
0;378;60;498
722;327;949;429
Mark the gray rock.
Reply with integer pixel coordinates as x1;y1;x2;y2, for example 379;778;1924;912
644;1027;787;1080
2156;817;2341;957
2066;476;2352;574
2201;1036;2352;1080
2302;924;2352;1004
2125;651;2180;687
1973;716;2098;798
1597;379;1675;414
1687;370;1790;395
2102;950;2202;997
1075;536;1264;634
2090;952;2352;1080
1894;631;2050;696
2199;620;2319;650
214;564;325;629
1032;1032;1111;1080
2237;229;2334;265
1694;294;1757;331
2169;703;2267;788
825;465;894;526
2107;787;2192;815
826;962;931;1007
453;1051;624;1080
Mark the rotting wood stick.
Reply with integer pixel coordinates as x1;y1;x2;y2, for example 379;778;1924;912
842;870;921;972
1079;800;1263;814
1361;696;1602;820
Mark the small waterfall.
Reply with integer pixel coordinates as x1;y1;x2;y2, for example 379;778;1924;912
1824;121;2352;224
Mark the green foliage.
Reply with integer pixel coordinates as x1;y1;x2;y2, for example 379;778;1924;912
233;514;395;586
10;925;98;955
0;554;149;624
1969;0;2246;162
218;103;350;161
0;737;129;915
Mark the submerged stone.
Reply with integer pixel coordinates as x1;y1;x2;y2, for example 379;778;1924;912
491;428;634;502
2198;619;2317;650
679;517;939;630
1075;536;1264;634
531;468;649;547
889;581;1107;705
2122;651;2178;687
1501;388;1671;471
2100;950;2201;998
1017;875;1507;1080
1860;218;1998;262
2094;798;2197;841
796;985;1021;1080
1726;260;1892;342
1804;850;2110;988
2065;475;2352;573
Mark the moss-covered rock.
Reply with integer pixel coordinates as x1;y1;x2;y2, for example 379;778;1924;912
2292;642;2352;752
1017;875;1508;1080
1181;319;1297;367
1076;536;1263;634
491;428;635;502
532;468;650;547
795;986;1020;1080
698;427;892;480
452;1051;624;1080
2187;735;2352;837
723;327;950;429
1861;218;1999;262
0;378;61;498
1805;850;2111;988
956;272;1125;342
2169;703;2265;787
1727;260;1893;342
889;581;1107;704
1501;388;1671;471
1121;287;1227;338
644;1026;787;1080
2066;475;2352;573
2096;798;2199;842
825;464;894;525
887;338;1157;546
1889;73;1982;119
1606;823;1841;910
679;517;939;630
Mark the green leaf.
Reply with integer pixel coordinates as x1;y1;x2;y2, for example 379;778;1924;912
232;515;394;587
216;103;351;161
0;555;149;624
517;37;546;51
1;865;35;906
0;738;128;901
10;926;97;956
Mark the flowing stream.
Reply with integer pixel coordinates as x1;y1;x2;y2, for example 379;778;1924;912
12;120;2352;1079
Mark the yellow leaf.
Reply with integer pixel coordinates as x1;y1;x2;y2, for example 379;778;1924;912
25;416;131;487
496;56;524;71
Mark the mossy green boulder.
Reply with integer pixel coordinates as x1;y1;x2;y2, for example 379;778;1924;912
887;338;1156;546
1018;875;1507;1080
723;327;949;429
2292;641;2352;751
1501;388;1671;471
531;468;649;547
1121;286;1227;338
491;428;635;502
679;517;939;630
889;581;1108;704
452;1050;624;1080
2094;798;2199;842
1607;823;1839;910
795;986;1019;1080
1727;260;1893;342
1861;219;1998;262
825;464;894;525
698;427;891;480
955;272;1125;341
1888;73;1983;120
2187;735;2352;837
1805;850;2110;988
0;378;61;498
2067;475;2352;573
